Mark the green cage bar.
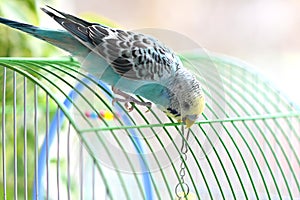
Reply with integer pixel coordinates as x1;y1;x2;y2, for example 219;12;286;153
0;53;299;200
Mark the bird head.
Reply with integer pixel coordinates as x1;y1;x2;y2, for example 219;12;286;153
181;95;205;128
163;59;205;128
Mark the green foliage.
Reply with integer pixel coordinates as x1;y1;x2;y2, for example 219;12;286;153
0;0;59;57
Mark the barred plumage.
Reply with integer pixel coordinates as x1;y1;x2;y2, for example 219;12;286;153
0;5;205;127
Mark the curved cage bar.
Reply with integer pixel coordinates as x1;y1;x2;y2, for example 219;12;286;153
0;53;299;199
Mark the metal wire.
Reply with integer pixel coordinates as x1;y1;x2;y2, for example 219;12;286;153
67;121;71;200
0;57;299;199
46;94;49;200
22;60;134;199
23;76;28;200
13;71;17;200
92;160;95;200
34;84;38;199
175;125;191;199
1;59;194;199
78;112;300;132
2;67;7;200
80;140;83;200
225;65;292;198
57;107;60;200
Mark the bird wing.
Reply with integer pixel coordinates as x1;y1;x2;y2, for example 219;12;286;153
42;6;179;81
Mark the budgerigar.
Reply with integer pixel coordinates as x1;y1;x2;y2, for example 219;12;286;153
0;6;205;128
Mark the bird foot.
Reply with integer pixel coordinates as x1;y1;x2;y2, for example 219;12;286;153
112;87;152;112
112;98;134;112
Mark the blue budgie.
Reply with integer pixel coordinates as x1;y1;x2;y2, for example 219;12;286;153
0;6;205;128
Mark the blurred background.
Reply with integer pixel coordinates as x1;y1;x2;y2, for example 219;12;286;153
0;0;299;198
1;0;299;103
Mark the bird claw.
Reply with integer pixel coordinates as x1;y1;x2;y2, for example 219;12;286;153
112;97;151;113
112;98;117;106
112;87;152;112
144;102;152;113
112;97;135;112
125;102;134;112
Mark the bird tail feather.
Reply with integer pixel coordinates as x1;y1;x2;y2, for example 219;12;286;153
0;16;89;57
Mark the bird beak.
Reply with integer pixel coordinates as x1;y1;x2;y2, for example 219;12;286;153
185;118;195;129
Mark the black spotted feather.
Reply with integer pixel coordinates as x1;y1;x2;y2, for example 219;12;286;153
42;6;179;81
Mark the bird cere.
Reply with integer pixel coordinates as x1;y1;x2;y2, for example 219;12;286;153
0;5;205;128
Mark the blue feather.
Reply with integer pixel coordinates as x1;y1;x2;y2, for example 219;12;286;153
0;17;89;58
0;7;205;125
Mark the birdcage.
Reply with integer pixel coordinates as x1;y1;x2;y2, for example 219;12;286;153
0;51;299;200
